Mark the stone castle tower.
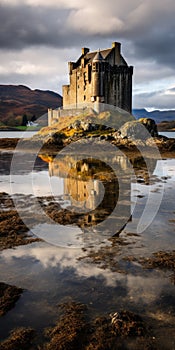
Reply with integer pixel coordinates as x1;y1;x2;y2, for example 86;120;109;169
62;42;133;113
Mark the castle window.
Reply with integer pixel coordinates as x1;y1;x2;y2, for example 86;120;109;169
84;95;86;100
93;62;99;72
88;64;91;83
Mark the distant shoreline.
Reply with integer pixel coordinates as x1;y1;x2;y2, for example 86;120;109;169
157;120;175;132
0;127;39;132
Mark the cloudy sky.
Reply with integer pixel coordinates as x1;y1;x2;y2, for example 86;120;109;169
0;0;175;110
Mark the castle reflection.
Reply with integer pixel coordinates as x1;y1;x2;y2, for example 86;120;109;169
39;149;158;237
40;153;134;236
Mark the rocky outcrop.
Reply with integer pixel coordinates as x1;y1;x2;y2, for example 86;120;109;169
68;119;108;132
138;118;158;136
119;121;147;140
119;118;158;140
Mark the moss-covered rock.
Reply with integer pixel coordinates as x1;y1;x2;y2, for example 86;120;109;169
138;118;158;137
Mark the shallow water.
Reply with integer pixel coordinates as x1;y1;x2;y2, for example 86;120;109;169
0;150;175;348
159;131;175;138
0;131;37;139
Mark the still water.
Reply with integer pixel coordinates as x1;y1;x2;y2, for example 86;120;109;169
0;148;175;348
0;130;174;139
160;131;175;138
0;131;37;138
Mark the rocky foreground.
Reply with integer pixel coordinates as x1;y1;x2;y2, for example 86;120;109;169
0;138;19;150
0;111;175;349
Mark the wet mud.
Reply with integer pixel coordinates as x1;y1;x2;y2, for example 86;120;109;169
0;193;41;251
0;282;23;317
78;235;133;274
138;251;175;284
0;139;19;150
0;327;35;350
0;301;157;350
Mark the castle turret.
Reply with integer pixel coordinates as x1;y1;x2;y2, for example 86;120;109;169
112;42;121;65
91;50;105;103
81;47;89;55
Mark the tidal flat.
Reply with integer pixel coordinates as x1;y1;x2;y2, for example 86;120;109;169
0;144;175;349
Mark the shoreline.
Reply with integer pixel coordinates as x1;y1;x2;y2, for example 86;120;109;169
0;135;175;160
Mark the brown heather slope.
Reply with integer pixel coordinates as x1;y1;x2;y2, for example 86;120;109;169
0;84;62;124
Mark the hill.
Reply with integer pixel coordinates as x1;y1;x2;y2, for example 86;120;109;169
132;108;175;123
0;85;62;126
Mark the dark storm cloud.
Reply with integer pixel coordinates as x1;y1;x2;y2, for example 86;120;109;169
0;3;115;53
0;0;175;109
0;4;81;49
132;30;175;68
1;0;175;71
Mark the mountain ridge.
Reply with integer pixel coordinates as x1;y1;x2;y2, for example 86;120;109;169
132;108;175;123
0;84;62;125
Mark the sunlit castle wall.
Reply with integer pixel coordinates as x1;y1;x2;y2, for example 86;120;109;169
48;42;133;126
62;42;133;113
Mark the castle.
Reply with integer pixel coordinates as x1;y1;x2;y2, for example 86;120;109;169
48;42;133;125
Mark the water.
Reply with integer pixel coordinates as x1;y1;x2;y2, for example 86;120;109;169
0;131;174;139
159;131;175;138
0;150;175;348
0;131;37;138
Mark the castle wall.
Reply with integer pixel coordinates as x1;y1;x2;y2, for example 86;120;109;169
49;43;133;126
48;108;62;126
63;63;93;107
103;66;133;112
